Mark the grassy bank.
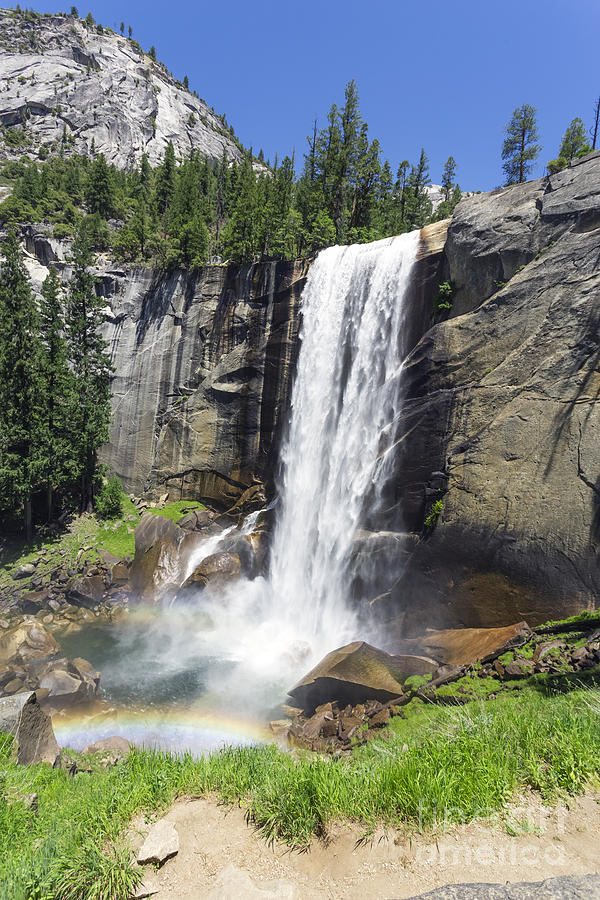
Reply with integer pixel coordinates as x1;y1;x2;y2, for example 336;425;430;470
2;686;600;899
0;499;204;593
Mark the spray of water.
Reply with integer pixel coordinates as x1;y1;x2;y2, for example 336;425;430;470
70;233;421;738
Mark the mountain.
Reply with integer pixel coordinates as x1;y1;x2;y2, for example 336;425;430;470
0;8;243;168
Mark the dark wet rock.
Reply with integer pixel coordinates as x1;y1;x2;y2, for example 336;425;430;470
0;691;59;766
289;641;437;714
67;575;106;608
179;551;242;594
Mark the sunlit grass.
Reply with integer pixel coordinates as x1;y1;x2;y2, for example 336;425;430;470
1;687;600;899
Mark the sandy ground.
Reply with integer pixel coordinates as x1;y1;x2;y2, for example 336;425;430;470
131;791;600;899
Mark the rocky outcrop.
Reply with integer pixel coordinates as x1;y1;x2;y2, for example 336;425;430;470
289;641;438;714
390;151;600;632
0;10;243;168
101;260;309;505
0;691;59;765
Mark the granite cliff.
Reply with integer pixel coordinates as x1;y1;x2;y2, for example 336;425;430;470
0;9;242;168
391;151;600;631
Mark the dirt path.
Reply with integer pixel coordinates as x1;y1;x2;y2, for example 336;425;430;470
132;791;600;899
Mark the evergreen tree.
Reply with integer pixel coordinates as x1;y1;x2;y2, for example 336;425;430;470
66;232;113;511
119;21;124;34
183;75;189;91
85;154;115;218
404;149;432;229
502;104;541;185
441;156;457;203
39;268;76;520
155;142;176;217
558;118;590;162
0;232;43;539
148;46;157;61
220;153;259;262
548;118;591;173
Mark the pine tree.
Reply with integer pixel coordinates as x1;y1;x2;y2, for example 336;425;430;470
441;156;457;203
120;21;124;34
39;268;76;520
558;118;591;162
148;46;157;62
183;75;189;91
66;232;113;511
404;149;432;229
85;154;115;218
155;142;176;217
0;231;43;539
502;104;541;185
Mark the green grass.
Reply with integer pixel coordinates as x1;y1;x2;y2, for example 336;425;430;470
0;500;205;590
1;687;600;898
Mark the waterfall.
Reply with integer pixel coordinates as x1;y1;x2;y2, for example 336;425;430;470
69;232;422;752
267;230;420;659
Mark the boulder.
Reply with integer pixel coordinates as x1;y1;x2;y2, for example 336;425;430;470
176;508;215;532
81;736;132;763
136;819;179;866
392;622;532;667
39;668;96;706
288;641;437;714
0;691;59;765
67;575;106;608
12;564;36;580
179;551;242;594
0;623;59;665
129;513;186;599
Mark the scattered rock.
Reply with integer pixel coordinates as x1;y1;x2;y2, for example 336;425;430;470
67;575;106;608
13;564;37;580
0;691;60;765
136;819;179;866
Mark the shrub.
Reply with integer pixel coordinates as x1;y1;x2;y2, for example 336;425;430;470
436;281;453;311
95;475;124;519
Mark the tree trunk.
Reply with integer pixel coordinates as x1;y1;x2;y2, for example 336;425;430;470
47;482;53;522
24;498;32;544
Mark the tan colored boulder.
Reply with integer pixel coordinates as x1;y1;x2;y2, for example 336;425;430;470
288;641;437;714
129;513;186;599
0;691;59;765
394;622;531;667
0;623;59;665
136;819;179;866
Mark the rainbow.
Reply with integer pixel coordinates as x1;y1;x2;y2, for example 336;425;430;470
53;703;271;756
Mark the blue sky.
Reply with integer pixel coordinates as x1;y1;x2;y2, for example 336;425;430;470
14;0;600;190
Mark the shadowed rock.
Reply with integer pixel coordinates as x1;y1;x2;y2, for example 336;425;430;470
289;641;437;714
0;691;59;766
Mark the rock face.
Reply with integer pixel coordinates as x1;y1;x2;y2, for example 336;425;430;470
0;10;243;168
289;641;437;714
391;151;600;632
100;260;309;505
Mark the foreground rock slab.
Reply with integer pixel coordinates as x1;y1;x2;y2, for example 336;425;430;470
207;865;298;900
137;819;179;866
407;874;600;899
289;641;437;713
0;691;59;765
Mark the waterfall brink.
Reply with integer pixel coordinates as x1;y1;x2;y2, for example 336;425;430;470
268;230;420;656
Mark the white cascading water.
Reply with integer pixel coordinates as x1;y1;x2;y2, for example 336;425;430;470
266;230;420;661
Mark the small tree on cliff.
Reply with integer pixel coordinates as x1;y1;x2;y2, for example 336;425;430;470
502;104;541;185
0;231;43;539
66;232;113;512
